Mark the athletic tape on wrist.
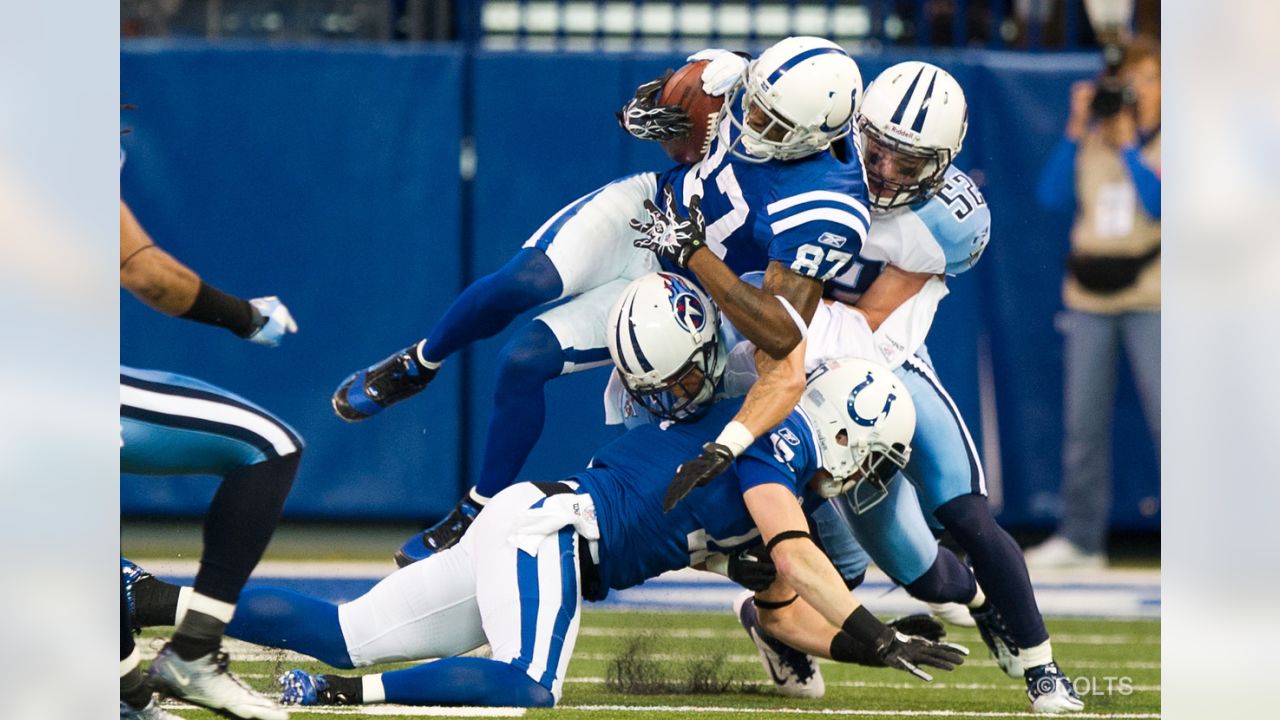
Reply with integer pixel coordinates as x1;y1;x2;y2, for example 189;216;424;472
714;421;755;457
774;295;808;339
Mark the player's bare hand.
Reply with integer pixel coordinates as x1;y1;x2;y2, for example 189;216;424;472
663;441;734;511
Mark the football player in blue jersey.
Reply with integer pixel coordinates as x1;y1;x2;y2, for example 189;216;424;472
329;36;883;567
648;63;1083;712
120;195;300;720
125;352;969;709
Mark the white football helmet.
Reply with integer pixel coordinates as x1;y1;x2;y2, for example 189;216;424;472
606;272;726;421
727;36;863;163
859;61;968;209
798;357;916;512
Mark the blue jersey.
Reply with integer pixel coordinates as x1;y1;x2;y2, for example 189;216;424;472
655;105;872;283
826;166;991;304
574;399;823;594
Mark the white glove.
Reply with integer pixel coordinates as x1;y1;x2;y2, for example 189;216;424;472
687;48;750;97
247;296;298;347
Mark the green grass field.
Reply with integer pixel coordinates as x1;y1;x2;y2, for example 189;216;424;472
139;609;1159;719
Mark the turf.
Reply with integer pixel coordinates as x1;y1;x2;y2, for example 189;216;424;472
138;610;1159;719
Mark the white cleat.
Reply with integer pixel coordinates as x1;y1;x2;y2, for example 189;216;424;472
120;695;183;720
1026;661;1085;713
927;602;977;627
149;644;288;720
733;590;825;699
1024;536;1106;572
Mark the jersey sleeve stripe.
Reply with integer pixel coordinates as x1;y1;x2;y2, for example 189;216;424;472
765;190;871;224
769;208;870;237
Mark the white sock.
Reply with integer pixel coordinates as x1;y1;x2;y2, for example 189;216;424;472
967;584;987;609
468;487;490;506
362;674;386;704
173;586;194;625
1021;640;1053;670
121;646;142;677
186;591;236;623
415;340;441;370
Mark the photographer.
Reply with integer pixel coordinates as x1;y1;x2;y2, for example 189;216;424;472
1028;35;1161;570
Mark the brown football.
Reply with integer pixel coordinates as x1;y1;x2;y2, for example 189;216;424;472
658;60;726;164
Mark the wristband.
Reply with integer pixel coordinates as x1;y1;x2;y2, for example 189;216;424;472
181;281;261;338
829;630;879;665
752;594;798;610
714;421;755;457
704;553;729;577
841;605;890;648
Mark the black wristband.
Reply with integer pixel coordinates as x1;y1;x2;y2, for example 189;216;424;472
752;594;798;610
181;281;260;338
841;605;890;648
829;630;881;665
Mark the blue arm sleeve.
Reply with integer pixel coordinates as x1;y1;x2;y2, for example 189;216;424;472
1035;137;1078;215
1121;145;1161;219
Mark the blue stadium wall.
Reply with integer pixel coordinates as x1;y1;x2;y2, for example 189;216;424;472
120;41;1159;530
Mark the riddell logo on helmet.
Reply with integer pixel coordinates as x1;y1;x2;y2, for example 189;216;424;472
886;124;921;141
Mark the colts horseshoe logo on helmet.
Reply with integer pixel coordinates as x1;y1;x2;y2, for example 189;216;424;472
847;371;897;427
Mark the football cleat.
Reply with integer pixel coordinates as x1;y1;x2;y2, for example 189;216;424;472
121;557;151;635
279;670;359;706
394;493;484;567
332;342;436;422
1024;536;1106;572
1025;661;1085;713
733;590;825;699
120;695;182;720
148;644;288;720
970;602;1022;678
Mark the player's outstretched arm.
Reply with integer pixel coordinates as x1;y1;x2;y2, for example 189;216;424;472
120;200;297;346
743;482;968;681
691;258;821;360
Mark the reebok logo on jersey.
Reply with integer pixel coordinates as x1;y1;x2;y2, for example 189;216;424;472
817;232;848;248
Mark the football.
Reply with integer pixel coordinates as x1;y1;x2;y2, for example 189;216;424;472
657;60;726;164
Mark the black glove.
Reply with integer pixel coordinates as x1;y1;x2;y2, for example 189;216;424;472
663;441;733;512
876;630;969;682
886;614;947;643
833;606;968;681
726;547;776;591
630;187;708;269
616;70;694;142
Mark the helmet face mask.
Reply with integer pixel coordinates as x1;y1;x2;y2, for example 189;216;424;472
857;61;968;211
860;119;951;210
623;345;719;422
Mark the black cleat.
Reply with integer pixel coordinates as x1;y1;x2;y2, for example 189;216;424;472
394;493;484;567
332;342;436;422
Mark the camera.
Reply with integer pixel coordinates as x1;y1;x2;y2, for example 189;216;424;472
1090;42;1137;119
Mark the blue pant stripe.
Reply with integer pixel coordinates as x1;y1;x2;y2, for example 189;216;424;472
531;187;606;251
900;356;984;496
513;542;541;673
538;528;578;688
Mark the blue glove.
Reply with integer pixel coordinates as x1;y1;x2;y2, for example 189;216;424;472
246;296;298;347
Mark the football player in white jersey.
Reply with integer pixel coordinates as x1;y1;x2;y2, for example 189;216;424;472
654;62;1082;713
